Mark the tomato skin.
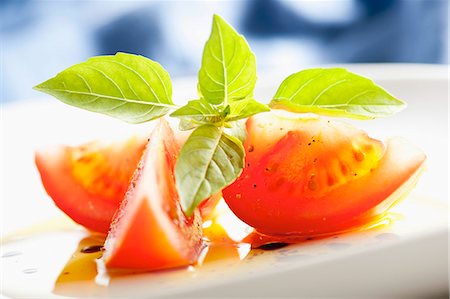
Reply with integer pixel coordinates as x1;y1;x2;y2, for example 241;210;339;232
35;137;146;233
223;112;426;236
103;119;202;270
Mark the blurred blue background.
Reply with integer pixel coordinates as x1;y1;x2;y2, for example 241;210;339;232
1;0;448;103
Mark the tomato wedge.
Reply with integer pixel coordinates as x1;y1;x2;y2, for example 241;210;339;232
35;136;147;233
223;112;426;235
103;119;203;270
35;122;222;234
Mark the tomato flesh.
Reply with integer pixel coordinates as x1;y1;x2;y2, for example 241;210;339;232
103;119;202;270
35;137;146;233
223;112;426;235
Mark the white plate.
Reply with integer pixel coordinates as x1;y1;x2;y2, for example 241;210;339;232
1;64;448;298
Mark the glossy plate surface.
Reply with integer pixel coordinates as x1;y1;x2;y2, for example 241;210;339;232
1;64;448;298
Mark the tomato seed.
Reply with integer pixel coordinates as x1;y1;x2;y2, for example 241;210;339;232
353;149;365;161
308;179;318;191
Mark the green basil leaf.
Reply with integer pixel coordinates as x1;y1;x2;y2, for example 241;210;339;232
270;68;406;119
175;125;244;216
226;98;270;122
34;52;175;123
198;14;257;105
170;98;222;130
225;120;247;144
178;119;199;131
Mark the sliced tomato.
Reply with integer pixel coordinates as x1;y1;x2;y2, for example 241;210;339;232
223;112;426;235
103;119;202;270
35;122;221;234
35;136;147;233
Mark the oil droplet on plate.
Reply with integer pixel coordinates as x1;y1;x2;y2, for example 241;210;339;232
327;242;351;250
2;251;22;258
375;233;400;241
23;268;38;274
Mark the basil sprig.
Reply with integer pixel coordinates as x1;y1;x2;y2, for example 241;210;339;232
172;15;263;215
34;14;404;216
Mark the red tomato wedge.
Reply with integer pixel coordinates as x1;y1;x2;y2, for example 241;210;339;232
223;112;426;236
35;123;221;234
103;119;203;270
35;136;147;233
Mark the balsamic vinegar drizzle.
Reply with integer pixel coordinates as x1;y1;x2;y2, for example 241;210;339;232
257;242;289;251
80;245;104;254
0;200;400;299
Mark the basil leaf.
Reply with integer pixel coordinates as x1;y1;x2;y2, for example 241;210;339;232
270;68;406;119
175;125;244;216
34;52;175;123
226;98;270;122
170;99;222;130
225;120;247;144
171;97;268;131
198;14;257;105
178;119;199;131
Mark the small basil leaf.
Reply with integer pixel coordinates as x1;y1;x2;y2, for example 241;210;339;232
198;14;257;105
178;118;201;131
270;68;406;119
170;99;223;130
34;52;175;123
170;98;219;119
225;120;247;144
175;125;244;216
226;98;270;122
